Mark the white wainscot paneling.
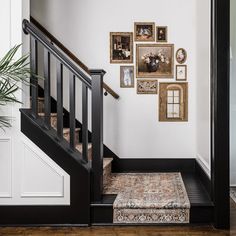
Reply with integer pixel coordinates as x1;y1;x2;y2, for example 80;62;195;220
21;142;65;198
0;138;12;198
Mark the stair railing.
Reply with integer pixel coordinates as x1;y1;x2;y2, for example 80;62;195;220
23;19;104;201
30;16;119;100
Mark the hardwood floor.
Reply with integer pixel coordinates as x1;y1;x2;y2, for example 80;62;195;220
0;200;235;236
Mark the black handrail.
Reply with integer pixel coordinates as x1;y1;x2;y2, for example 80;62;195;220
23;19;92;88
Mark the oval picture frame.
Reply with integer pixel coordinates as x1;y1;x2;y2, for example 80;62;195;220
176;48;187;64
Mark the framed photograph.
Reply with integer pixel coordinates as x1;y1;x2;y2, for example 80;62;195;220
134;22;155;41
137;80;158;94
110;32;133;63
156;26;168;42
176;65;187;81
120;66;134;88
159;82;188;122
136;44;174;78
176;48;187;64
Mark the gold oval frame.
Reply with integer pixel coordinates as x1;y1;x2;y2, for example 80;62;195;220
176;48;187;64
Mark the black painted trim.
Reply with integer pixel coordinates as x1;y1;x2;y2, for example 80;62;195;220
211;0;230;229
0;109;90;225
112;157;196;173
195;161;211;197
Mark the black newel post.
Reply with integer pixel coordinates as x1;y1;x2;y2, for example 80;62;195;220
90;69;106;201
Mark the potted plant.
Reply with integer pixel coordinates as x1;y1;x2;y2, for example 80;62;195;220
0;45;31;129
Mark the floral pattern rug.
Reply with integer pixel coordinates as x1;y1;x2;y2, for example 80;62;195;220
104;173;190;224
230;187;236;204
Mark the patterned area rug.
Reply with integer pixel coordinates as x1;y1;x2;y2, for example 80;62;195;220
230;187;236;204
104;173;190;224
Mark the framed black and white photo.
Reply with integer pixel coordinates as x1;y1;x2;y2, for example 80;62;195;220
110;32;133;63
120;66;134;88
176;65;187;81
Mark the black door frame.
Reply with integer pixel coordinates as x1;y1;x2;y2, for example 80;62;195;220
211;0;230;229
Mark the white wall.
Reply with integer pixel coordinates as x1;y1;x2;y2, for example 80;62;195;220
230;0;236;186
30;0;213;160
0;0;70;205
196;0;211;174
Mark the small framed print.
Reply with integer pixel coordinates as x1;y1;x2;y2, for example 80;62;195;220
137;80;158;94
134;22;155;41
156;26;168;42
120;66;134;88
176;48;187;64
110;32;133;63
176;65;187;81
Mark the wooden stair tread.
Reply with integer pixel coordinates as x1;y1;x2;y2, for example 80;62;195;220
38;112;58;117
30;96;44;101
63;128;80;134
76;143;92;152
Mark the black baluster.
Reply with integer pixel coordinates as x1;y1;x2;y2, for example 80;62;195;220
44;49;51;129
82;83;88;162
57;62;63;139
30;38;38;118
69;72;76;150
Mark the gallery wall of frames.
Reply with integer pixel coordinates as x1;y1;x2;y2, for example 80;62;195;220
110;23;188;122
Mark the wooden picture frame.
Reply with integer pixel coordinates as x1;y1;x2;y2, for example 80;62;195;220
136;44;174;78
176;48;187;64
156;26;168;42
110;32;133;63
134;22;155;41
176;65;187;81
137;80;158;94
159;82;188;122
120;66;134;88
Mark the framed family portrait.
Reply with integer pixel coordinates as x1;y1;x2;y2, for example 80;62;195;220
159;82;188;122
110;32;133;63
137;80;158;94
156;26;168;42
120;66;134;88
176;48;187;64
134;22;155;41
176;65;187;81
136;44;174;78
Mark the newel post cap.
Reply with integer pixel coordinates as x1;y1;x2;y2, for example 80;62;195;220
89;69;106;76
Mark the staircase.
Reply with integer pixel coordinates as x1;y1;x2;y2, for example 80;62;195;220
18;18;213;226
